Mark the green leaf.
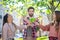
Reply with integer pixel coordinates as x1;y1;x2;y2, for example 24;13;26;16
54;2;59;7
36;27;40;32
46;9;52;14
30;18;36;23
57;4;60;10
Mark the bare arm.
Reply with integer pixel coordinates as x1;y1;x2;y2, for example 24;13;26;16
39;24;50;31
39;20;50;31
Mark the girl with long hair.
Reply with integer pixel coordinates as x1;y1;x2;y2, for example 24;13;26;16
2;14;21;40
39;11;60;40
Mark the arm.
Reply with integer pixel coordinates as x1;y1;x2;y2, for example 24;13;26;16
15;18;31;30
2;23;8;40
23;18;31;28
39;24;50;31
38;19;50;31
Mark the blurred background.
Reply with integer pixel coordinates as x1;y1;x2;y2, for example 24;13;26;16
0;0;60;40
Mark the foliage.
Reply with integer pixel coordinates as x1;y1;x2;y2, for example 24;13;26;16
0;0;60;20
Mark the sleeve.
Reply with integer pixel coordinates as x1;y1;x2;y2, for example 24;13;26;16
23;17;30;25
23;17;31;27
36;18;40;23
34;18;40;26
2;23;8;40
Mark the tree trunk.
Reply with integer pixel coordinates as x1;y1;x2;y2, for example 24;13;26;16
47;11;55;22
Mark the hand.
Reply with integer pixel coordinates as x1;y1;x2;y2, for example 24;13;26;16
40;20;43;25
26;20;32;27
34;22;39;26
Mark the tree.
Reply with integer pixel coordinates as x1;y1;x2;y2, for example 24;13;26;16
34;0;60;21
47;0;60;21
0;0;60;21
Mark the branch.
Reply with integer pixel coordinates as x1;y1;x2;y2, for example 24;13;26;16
47;5;51;9
55;1;60;9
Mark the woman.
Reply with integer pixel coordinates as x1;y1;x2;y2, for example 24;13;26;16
39;11;60;40
2;14;21;40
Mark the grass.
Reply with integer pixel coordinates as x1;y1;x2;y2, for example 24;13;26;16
37;36;49;40
14;36;49;40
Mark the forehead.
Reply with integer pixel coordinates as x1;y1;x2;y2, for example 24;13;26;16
28;9;34;11
8;14;12;17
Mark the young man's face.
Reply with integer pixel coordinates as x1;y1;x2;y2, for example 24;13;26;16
28;9;34;17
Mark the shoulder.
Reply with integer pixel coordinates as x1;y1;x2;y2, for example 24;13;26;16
3;23;8;28
23;16;29;20
4;23;8;26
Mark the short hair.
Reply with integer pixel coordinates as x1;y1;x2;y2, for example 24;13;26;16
28;7;34;11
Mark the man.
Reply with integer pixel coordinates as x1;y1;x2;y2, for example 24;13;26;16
23;7;40;40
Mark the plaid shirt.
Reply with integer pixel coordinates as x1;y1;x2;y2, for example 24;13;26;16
23;15;39;38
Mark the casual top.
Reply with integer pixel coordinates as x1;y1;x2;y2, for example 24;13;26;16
49;25;58;37
40;23;60;40
2;23;23;40
58;26;60;40
40;24;58;37
23;15;39;38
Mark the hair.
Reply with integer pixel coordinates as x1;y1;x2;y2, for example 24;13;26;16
3;14;8;26
53;11;60;31
2;14;9;38
3;13;17;30
2;14;17;38
28;7;34;11
55;11;60;22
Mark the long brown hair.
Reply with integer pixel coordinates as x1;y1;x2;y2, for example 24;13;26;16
3;14;17;30
54;11;60;31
